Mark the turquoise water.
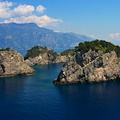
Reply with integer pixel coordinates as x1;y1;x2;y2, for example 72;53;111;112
0;63;120;120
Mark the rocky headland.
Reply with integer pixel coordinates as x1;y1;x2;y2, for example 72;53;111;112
53;40;120;84
24;46;74;66
0;49;35;77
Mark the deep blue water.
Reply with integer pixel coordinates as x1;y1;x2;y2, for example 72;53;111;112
0;63;120;120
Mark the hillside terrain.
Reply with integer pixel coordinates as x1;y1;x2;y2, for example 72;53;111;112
0;23;93;54
24;46;73;66
54;40;120;84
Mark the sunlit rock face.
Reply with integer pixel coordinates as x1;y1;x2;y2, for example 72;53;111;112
54;51;120;84
0;51;35;77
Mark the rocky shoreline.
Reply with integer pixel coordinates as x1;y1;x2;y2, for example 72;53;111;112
53;50;120;84
24;46;70;66
25;54;67;66
0;50;35;78
0;46;71;78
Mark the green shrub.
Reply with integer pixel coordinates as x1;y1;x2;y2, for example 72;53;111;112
75;39;120;57
24;45;58;59
60;49;75;56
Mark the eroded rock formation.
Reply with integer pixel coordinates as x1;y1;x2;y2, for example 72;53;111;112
0;51;35;77
53;51;120;84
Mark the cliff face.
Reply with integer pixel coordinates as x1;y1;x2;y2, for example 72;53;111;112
53;51;120;84
25;54;67;66
24;46;68;66
0;51;35;77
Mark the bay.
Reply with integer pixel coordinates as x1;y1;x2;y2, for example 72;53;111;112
0;63;120;120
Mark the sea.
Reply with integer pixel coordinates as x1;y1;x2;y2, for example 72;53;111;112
0;63;120;120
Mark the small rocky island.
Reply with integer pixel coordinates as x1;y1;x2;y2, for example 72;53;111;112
0;48;35;77
53;40;120;84
24;46;74;66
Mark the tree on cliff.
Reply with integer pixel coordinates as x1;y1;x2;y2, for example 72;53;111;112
75;39;120;57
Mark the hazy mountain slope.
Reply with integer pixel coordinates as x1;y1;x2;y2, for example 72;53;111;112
0;23;93;55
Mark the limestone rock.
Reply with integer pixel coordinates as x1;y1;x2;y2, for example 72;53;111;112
24;45;68;66
53;56;67;63
0;51;35;77
53;51;120;84
25;53;67;66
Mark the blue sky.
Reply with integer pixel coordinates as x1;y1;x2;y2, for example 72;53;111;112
0;0;120;45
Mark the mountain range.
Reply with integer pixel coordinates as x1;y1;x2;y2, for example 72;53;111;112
0;23;93;55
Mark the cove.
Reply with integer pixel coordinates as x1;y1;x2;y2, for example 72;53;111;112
0;63;120;120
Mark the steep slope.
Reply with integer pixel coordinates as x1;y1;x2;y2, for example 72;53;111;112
0;23;93;54
24;46;69;66
54;51;120;84
53;40;120;84
0;49;35;77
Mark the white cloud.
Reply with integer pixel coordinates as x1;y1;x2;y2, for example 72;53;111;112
90;35;95;39
109;33;120;39
36;5;46;14
54;30;60;33
0;1;13;18
3;15;63;27
0;1;63;27
13;5;35;16
0;1;13;8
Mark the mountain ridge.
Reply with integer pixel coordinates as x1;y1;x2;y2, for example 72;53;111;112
0;23;93;55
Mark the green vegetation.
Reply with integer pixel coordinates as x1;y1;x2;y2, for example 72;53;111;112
24;45;58;60
60;49;75;56
0;47;13;51
75;39;120;57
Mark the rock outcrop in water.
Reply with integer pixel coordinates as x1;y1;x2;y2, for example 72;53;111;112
0;50;35;77
53;50;120;84
24;46;73;66
25;53;67;66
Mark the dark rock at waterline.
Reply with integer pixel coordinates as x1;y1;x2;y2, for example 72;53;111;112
53;51;120;84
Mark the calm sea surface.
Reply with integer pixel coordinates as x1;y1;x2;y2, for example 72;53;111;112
0;63;120;120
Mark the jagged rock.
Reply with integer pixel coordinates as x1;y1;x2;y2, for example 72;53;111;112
76;50;103;66
53;51;120;84
25;53;53;66
45;46;50;51
53;56;67;63
24;46;69;66
25;54;67;66
0;51;35;77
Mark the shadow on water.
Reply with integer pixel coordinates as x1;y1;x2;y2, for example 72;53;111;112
0;63;64;99
33;63;64;71
1;63;120;120
0;76;28;98
54;80;120;120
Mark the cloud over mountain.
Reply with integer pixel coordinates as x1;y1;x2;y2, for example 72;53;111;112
4;15;62;27
109;33;120;39
13;5;35;16
0;1;13;18
0;1;62;27
36;5;47;14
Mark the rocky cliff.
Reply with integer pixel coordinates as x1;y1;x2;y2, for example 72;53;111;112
53;50;120;84
25;53;67;66
0;50;35;77
24;46;68;66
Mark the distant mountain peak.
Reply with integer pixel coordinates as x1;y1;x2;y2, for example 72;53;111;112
0;23;93;55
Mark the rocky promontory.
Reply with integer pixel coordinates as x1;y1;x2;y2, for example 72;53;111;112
0;50;35;77
53;40;120;84
54;51;120;84
24;46;74;66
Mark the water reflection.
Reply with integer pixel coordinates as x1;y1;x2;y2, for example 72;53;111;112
54;81;120;120
33;63;64;70
0;76;27;98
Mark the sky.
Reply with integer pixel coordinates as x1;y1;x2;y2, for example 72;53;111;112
0;0;120;45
